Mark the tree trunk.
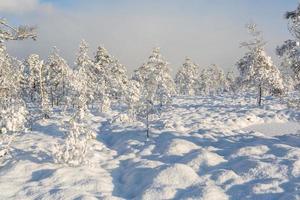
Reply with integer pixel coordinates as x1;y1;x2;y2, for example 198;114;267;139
50;88;54;108
257;84;262;106
146;112;149;138
146;102;150;139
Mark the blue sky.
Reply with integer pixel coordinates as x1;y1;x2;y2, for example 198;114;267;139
1;0;298;73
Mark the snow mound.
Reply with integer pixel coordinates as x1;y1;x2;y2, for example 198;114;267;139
181;149;226;172
141;164;199;199
197;184;228;200
162;119;187;132
245;161;288;180
164;139;199;156
233;145;270;158
211;169;244;189
292;160;300;177
252;180;284;194
178;182;229;200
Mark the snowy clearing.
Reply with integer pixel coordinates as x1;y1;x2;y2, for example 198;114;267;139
0;95;300;200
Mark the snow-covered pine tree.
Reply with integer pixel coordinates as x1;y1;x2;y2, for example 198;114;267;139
132;47;176;138
285;3;300;40
94;46;129;109
110;60;129;103
224;71;236;93
53;67;96;167
124;80;141;119
175;58;198;96
195;65;226;95
0;44;28;158
46;47;71;107
276;4;300;91
24;54;51;119
137;47;176;107
132;63;152;84
0;19;36;159
237;24;284;106
73;40;95;108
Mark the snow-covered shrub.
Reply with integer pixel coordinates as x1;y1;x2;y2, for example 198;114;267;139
52;110;96;167
0;102;27;158
53;100;96;167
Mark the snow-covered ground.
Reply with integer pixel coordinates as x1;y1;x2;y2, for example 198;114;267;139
1;95;300;200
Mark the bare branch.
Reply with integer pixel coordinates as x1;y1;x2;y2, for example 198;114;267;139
0;18;37;42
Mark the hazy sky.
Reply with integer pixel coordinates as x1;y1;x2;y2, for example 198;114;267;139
1;0;298;74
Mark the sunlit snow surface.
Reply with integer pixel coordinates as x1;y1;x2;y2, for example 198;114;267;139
244;122;300;136
0;95;300;200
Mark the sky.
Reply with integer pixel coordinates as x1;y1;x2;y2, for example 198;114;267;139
0;0;298;74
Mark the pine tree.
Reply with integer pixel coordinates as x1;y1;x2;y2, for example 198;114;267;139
94;46;129;108
237;24;284;106
0;44;28;158
133;47;176;138
224;71;236;93
175;58;198;95
46;47;71;107
0;19;36;158
93;46;112;99
125;80;141;119
53;70;96;167
110;60;129;103
196;65;226;95
135;47;176;107
24;54;50;118
73;40;95;107
276;4;300;91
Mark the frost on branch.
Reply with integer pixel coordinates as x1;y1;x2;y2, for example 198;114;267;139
0;18;36;43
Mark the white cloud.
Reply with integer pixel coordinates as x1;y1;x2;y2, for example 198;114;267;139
0;0;53;14
4;1;290;74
